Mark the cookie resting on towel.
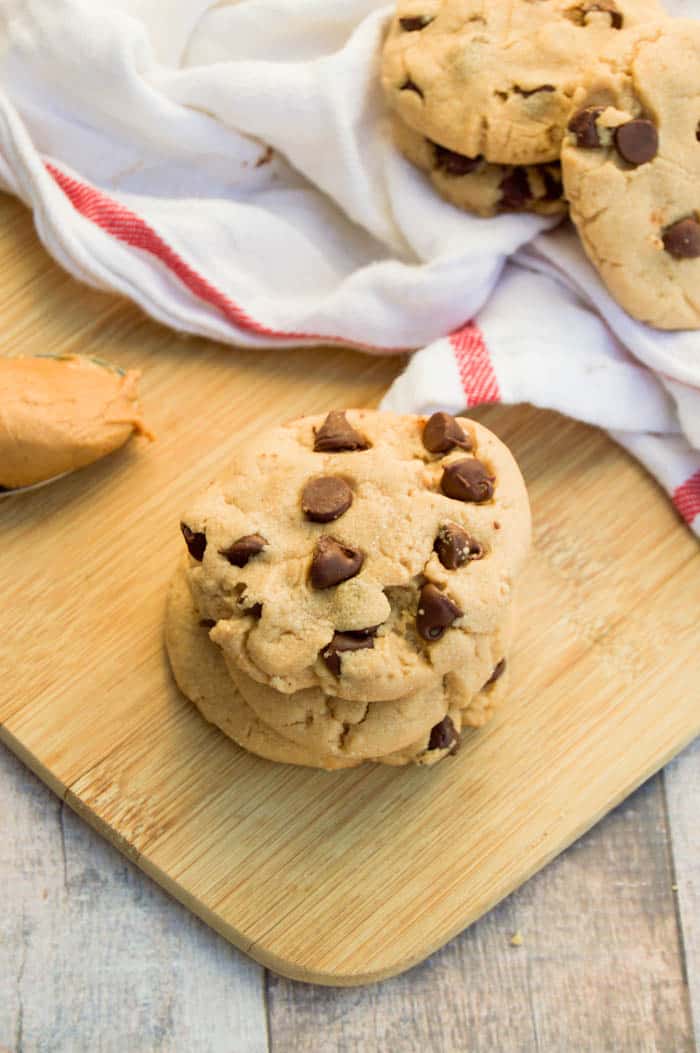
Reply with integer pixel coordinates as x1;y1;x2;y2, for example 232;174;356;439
562;20;700;330
381;0;665;166
391;114;567;218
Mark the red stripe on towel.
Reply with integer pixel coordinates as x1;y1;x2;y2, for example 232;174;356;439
45;162;405;353
450;323;500;407
673;469;700;526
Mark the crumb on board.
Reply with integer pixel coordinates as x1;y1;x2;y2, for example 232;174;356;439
510;930;524;947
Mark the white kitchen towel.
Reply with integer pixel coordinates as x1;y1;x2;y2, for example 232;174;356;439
0;0;698;532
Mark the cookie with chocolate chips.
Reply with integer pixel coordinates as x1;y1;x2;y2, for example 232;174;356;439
381;0;663;166
562;20;700;329
166;565;513;769
391;115;567;218
177;409;530;707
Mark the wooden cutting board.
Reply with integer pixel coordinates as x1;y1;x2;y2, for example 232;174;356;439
2;193;699;987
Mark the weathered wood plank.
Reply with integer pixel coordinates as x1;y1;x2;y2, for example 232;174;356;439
0;745;269;1053
665;739;700;1048
267;775;693;1053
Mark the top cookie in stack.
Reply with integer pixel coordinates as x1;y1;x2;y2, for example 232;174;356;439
166;410;531;770
381;0;700;330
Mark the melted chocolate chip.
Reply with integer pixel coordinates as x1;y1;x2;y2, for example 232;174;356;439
401;78;424;98
441;459;494;503
302;477;353;523
220;533;267;567
199;618;216;629
248;603;263;619
614;118;658;165
313;411;369;452
434;523;484;569
321;629;376;676
180;522;207;561
416;583;463;641
428;714;458;751
432;143;482;177
399;15;432;30
500;167;531;209
568;106;604;148
310;536;364;589
422;412;472;454
542;167;563;200
662;217;700;259
484;658;507;688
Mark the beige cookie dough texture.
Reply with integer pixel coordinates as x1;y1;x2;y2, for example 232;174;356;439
183;411;530;703
381;0;665;165
561;21;700;330
392;114;566;217
166;566;510;769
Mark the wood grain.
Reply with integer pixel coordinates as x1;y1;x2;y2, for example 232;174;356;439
1;189;699;989
0;745;268;1053
268;775;693;1053
666;740;700;1046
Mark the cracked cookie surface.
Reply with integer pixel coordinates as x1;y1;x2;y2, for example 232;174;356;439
381;0;665;165
166;566;510;769
179;410;531;703
561;20;700;329
225;612;512;762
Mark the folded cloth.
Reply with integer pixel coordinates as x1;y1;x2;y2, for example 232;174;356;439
0;0;697;533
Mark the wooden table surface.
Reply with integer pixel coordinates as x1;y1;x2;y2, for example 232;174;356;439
1;193;698;1052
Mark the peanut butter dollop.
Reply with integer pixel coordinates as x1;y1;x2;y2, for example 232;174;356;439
0;354;151;489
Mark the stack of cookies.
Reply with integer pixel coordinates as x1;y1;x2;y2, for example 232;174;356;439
166;410;531;769
382;1;700;330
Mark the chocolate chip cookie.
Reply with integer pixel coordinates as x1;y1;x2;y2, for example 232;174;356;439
166;565;512;769
392;114;567;217
562;21;700;329
381;0;665;166
179;410;531;704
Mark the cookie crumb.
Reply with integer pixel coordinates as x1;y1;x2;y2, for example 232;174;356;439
510;930;524;946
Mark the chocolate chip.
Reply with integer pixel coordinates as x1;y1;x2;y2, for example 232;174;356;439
180;522;206;561
310;536;364;589
247;603;263;619
432;143;482;177
484;658;507;688
696;121;700;142
399;15;432;30
434;523;484;569
614;119;658;165
416;583;463;641
199;618;216;629
542;166;563;201
500;167;531;209
428;715;458;751
401;78;423;98
313;411;369;452
302;477;353;523
662;217;700;259
583;0;622;27
321;630;376;676
568;106;604;148
422;412;472;453
220;533;267;567
441;459;494;503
